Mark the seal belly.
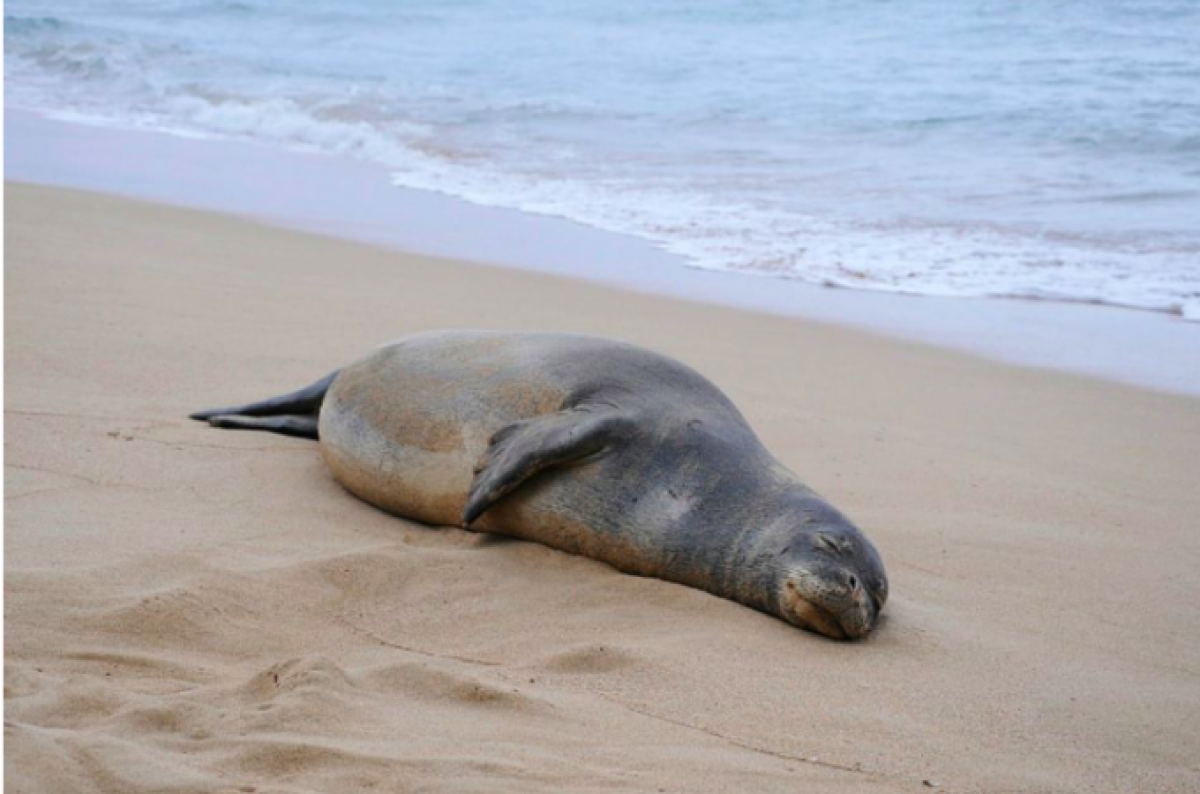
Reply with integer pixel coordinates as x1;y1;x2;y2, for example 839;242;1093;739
317;336;566;526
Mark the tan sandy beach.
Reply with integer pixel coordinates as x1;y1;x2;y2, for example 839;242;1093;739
6;181;1199;792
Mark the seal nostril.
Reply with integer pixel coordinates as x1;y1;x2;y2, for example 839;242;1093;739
846;573;860;591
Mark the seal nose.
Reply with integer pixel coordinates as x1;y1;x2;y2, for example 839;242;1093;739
845;571;875;619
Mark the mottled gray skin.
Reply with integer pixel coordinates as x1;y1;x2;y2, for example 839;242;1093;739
192;331;888;639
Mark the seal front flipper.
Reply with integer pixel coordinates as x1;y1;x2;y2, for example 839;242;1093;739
462;407;635;527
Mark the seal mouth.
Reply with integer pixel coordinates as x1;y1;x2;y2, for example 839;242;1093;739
785;591;848;640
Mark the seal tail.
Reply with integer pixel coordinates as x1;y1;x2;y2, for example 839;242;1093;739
188;370;337;440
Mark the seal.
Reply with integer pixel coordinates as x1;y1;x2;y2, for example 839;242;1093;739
191;331;888;639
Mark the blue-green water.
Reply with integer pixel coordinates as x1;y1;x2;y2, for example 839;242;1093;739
7;0;1200;316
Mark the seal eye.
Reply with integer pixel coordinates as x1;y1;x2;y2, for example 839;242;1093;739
815;533;841;556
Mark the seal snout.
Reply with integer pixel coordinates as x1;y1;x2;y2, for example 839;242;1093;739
782;571;879;641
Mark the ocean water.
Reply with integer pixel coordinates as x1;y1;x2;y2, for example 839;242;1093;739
7;0;1200;319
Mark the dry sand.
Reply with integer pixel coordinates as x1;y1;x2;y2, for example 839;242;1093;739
6;182;1199;793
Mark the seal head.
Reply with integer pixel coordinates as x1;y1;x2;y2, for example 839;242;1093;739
776;499;888;640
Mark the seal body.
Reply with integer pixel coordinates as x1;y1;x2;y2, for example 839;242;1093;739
194;330;888;639
321;331;779;576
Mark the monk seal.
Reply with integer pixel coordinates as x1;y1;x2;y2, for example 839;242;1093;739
190;331;888;639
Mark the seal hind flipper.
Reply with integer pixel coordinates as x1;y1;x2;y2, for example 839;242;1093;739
189;371;338;421
205;414;319;439
462;407;634;528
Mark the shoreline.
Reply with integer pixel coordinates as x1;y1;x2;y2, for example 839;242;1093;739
7;182;1199;793
7;107;1199;397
